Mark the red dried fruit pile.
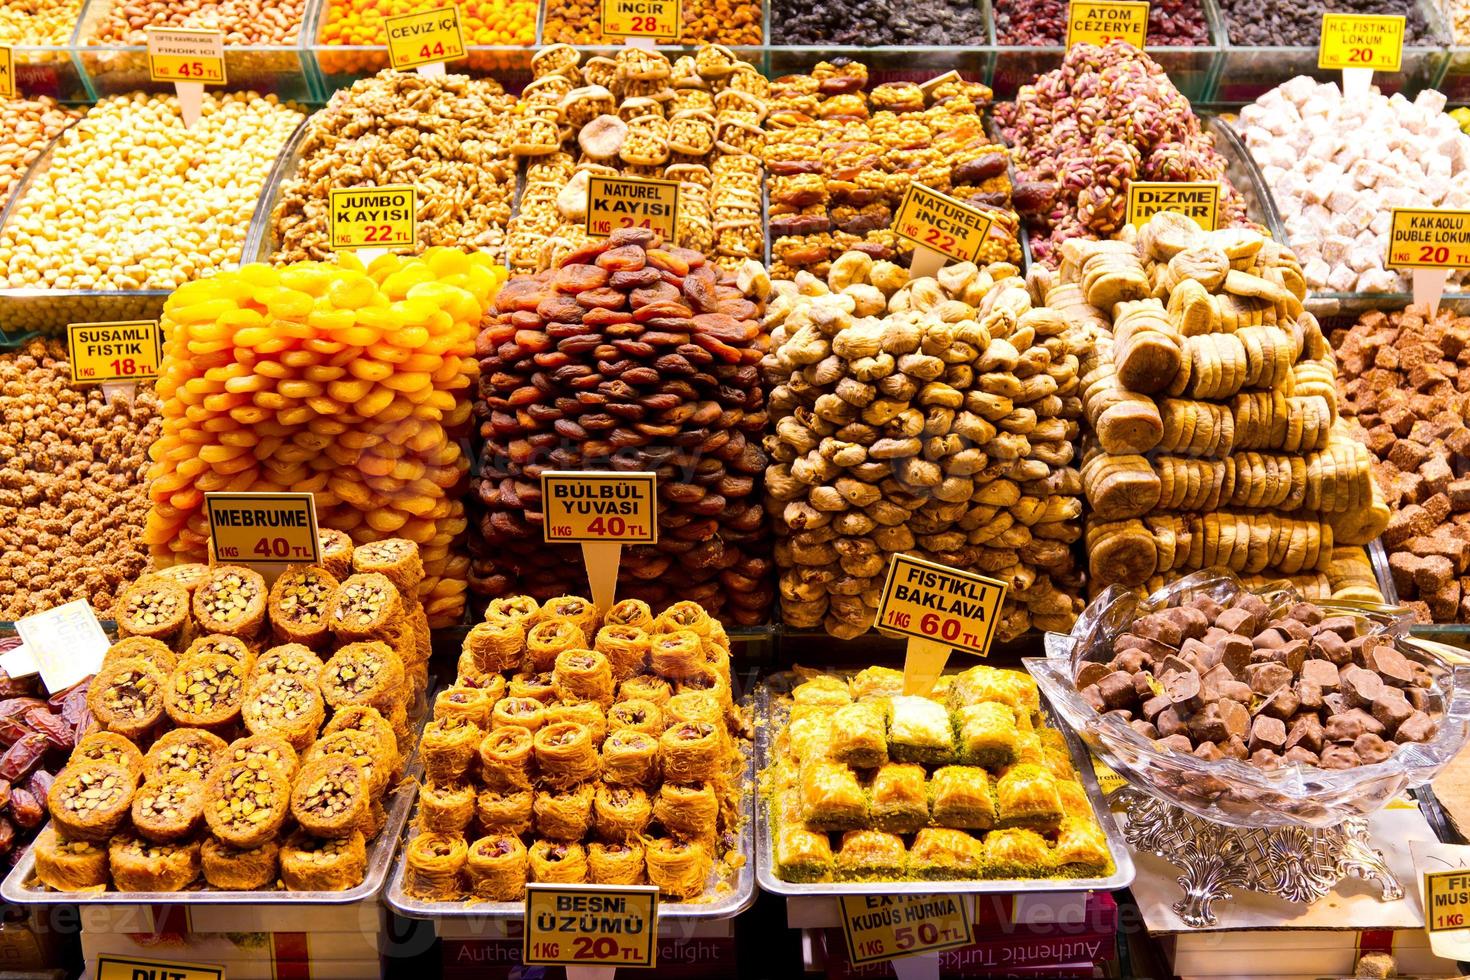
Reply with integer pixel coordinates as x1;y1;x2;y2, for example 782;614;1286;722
469;228;775;626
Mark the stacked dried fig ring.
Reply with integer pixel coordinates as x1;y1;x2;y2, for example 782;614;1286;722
469;228;774;626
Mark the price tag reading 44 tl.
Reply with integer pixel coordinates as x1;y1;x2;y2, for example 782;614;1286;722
383;7;466;71
586;175;680;243
1066;0;1149;49
67;320;162;384
1126;182;1220;230
1319;13;1405;72
840;894;975;966
524;883;659;968
876;553;1008;695
601;0;681;41
329;186;417;252
892;184;995;265
145;27;226;84
205;491;321;567
0;47;14;99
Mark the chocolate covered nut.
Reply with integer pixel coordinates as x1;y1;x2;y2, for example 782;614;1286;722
1310;630;1349;665
1076;662;1110;690
1316;616;1358;641
1217;635;1253;677
1098;671;1140;710
1252;629;1285;650
1142;695;1171;720
1288;602;1324;626
1130;720;1160;739
1268;639;1310;674
1319;745;1362;770
1134;671;1162;699
1082;685;1107;713
1193;741;1224;762
1112;647;1150;674
1179;638;1215;668
1250;749;1283;769
1300;658;1340;690
1219;700;1250;739
1188;703;1229;742
1135;614;1183;648
1286;714;1325;753
1157;707;1187;737
1159;654;1198;680
1246;661;1292;695
1397;710;1438;743
1325;708;1385;742
1260;687;1301;721
1365;645;1416;688
1217;608;1255;635
1219;680;1255;703
1341;666;1384;709
1296;681;1324;712
1249;714;1287;753
1222;735;1249;761
1353;733;1395;765
1158;733;1195;753
1164;668;1203;712
1372;688;1413;734
1283;745;1320;766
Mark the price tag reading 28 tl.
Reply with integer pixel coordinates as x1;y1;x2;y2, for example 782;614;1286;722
892;184;994;265
1066;0;1149;49
601;0;681;41
840;894;975;966
329;186;416;252
876;553;1008;695
524;883;659;968
67;320;162;384
1319;13;1405;72
145;27;226;84
383;7;466;70
586;175;680;243
205;492;321;567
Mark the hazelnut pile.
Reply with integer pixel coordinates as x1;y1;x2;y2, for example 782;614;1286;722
764;60;1022;281
0;341;159;619
469;228;774;625
762;252;1085;640
1065;215;1387;598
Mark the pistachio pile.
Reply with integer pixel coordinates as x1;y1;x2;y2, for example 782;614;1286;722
762;252;1086;639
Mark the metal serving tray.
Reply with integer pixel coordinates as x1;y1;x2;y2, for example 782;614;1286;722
753;671;1136;897
1;725;425;906
385;732;758;922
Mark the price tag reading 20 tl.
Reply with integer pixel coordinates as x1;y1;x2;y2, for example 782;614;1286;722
146;27;226;84
840;894;975;966
601;0;681;40
524;883;659;968
892;184;995;265
205;492;321;567
542;472;657;544
1319;13;1405;72
1387;208;1470;269
383;7;466;71
586;175;680;243
1066;0;1149;49
329;186;416;252
67;320;162;384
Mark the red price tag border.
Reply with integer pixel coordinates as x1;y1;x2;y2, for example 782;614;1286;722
144;26;227;85
522;883;659;967
599;0;682;40
1385;207;1470;270
1317;12;1406;73
584;174;682;243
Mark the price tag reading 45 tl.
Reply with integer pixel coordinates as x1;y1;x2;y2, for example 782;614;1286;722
601;0;681;41
383;6;466;70
586;175;680;243
146;27;225;84
524;883;659;969
543;471;657;613
840;894;974;967
1066;0;1149;49
1319;13;1405;71
67;320;162;384
205;492;321;569
876;553;1008;696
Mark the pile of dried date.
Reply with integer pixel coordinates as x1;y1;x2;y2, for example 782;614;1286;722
0;637;91;863
468;227;775;626
1077;591;1441;771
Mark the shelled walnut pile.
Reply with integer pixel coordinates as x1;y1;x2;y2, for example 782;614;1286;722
1332;304;1470;622
271;71;517;264
762;252;1085;640
469;229;774;626
0;341;159;619
764;60;1022;281
505;44;764;274
1070;214;1388;594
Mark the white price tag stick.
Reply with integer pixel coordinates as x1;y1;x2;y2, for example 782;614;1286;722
909;245;947;280
416;61;446;79
565;968;619;980
582;540;621;614
1414;267;1450;316
176;81;203;128
1342;65;1373;100
891;951;942;980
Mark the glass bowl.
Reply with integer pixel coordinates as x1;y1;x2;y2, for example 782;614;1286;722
1024;570;1470;829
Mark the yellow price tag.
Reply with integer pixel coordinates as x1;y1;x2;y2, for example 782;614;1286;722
328;185;416;252
205;492;321;567
1066;0;1149;49
1126;181;1220;230
839;894;974;966
1319;13;1405;72
0;47;14;99
1386;208;1470;270
146;27;226;85
891;184;996;266
67;320;162;385
542;472;657;545
96;955;223;980
1425;870;1470;932
601;0;681;40
876;554;1008;657
383;7;466;70
585;175;681;243
524;884;658;967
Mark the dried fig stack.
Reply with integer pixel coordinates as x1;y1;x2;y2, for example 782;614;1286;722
1070;214;1388;595
762;251;1086;640
468;228;774;626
